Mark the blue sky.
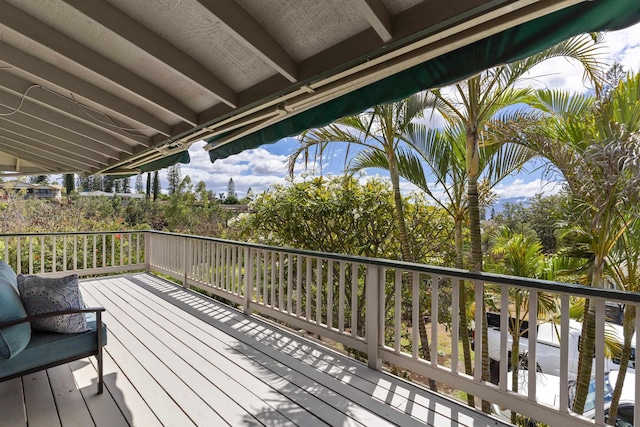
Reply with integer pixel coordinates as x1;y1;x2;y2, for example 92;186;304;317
169;22;640;201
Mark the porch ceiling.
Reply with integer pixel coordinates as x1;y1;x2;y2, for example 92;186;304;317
0;0;602;176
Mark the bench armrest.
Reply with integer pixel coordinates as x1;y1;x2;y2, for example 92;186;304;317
0;307;106;329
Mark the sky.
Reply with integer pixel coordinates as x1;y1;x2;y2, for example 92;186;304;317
163;22;640;201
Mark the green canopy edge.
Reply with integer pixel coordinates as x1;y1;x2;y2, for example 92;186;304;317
108;151;190;178
207;0;640;162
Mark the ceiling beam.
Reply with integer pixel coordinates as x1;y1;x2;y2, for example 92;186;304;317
0;119;109;166
0;107;121;160
0;135;93;172
0;70;151;147
0;0;197;125
60;0;238;109
195;0;298;82
352;0;393;42
0;41;172;136
0;91;133;156
0;163;43;174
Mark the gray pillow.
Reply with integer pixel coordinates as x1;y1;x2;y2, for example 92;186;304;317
17;274;89;334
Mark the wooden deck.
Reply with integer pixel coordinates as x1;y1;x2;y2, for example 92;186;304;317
0;273;509;426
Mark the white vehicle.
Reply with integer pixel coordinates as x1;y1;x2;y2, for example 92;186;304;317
492;370;635;426
481;313;636;379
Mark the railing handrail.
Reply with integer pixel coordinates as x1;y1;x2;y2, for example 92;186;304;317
146;230;640;305
0;230;136;237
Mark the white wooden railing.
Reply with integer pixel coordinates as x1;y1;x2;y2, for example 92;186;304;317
0;231;146;277
3;230;639;426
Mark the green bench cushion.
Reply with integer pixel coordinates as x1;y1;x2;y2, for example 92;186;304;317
0;260;31;359
0;313;106;379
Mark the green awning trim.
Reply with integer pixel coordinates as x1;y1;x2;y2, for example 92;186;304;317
207;0;640;162
139;150;190;173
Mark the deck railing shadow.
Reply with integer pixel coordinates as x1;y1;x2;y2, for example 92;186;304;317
129;273;485;426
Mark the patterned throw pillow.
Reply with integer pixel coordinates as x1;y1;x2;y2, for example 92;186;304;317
17;274;89;334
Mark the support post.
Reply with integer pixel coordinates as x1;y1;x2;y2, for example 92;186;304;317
366;264;383;370
96;310;104;394
244;247;252;314
144;232;151;273
183;236;189;287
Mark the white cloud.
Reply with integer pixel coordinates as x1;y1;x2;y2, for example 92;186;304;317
158;143;300;196
605;22;640;71
492;178;563;199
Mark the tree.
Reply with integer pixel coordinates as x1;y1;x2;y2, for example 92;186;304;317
606;217;640;423
77;175;89;191
167;164;181;196
103;176;114;193
516;73;640;415
246;187;254;200
387;119;533;405
145;173;151;199
227;178;237;199
122;177;131;193
29;175;48;184
195;180;209;207
88;175;102;191
489;229;557;423
152;171;160;201
64;174;75;195
287;94;440;389
429;34;603;410
135;175;144;193
226;174;455;343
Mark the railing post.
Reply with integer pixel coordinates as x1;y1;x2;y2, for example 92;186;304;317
144;232;151;273
244;247;252;314
183;236;189;287
366;264;383;370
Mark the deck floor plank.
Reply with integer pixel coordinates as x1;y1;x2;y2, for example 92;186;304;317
86;348;163;427
83;280;263;427
124;274;500;427
0;378;26;426
236;320;489;427
116;275;391;426
47;364;96;427
133;285;422;426
85;323;196;427
95;275;341;427
79;287;231;427
4;273;510;427
95;281;330;425
22;370;61;427
69;359;129;427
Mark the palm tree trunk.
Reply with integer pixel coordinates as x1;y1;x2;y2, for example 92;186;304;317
573;299;596;415
510;333;521;424
390;162;437;392
467;130;490;413
455;219;475;407
573;254;606;414
607;305;635;424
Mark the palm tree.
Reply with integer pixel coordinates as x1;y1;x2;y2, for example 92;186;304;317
490;229;559;423
353;119;535;406
286;94;440;389
606;217;640;424
512;73;640;414
428;34;603;411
